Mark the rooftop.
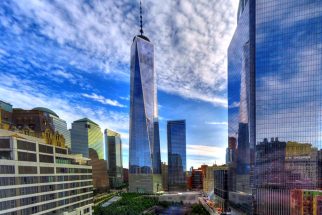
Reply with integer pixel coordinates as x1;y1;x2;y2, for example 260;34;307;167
32;107;59;118
73;118;99;126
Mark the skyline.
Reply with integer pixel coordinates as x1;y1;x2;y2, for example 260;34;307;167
0;0;238;169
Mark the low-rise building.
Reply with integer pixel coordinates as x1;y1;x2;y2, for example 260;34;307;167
0;129;93;215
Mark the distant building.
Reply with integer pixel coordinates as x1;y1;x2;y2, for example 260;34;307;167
105;129;123;188
123;168;129;184
190;169;203;191
203;165;219;194
161;162;168;191
214;166;229;212
167;120;186;192
0;100;13;130
0;129;93;215
89;148;109;193
71;118;103;159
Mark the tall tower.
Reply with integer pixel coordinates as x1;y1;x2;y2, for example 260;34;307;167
129;1;162;193
167;120;186;191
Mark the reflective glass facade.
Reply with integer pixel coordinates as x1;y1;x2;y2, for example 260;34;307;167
255;1;322;214
105;129;123;188
129;35;162;193
228;0;255;213
167;120;186;191
71;118;103;159
52;115;71;148
228;0;322;214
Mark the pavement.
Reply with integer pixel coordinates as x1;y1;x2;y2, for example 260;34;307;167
101;196;121;208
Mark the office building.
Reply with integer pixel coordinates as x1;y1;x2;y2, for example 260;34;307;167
203;165;228;195
89;148;109;193
161;162;168;191
71;118;103;159
128;3;162;193
228;1;322;214
34;107;72;149
123;168;129;184
191;169;203;190
0;129;93;215
214;167;229;212
105;129;123;188
167;120;186;192
0;100;13;130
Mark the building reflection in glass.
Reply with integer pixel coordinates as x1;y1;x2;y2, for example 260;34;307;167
228;0;322;214
167;120;186;191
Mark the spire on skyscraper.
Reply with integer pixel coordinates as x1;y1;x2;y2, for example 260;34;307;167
140;0;144;36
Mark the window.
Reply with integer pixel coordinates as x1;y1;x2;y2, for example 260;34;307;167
55;147;67;154
17;140;36;151
0;200;16;210
0;188;16;198
18;152;37;162
0;139;10;148
39;144;53;154
18;166;37;174
40;167;54;174
20;176;38;184
20;186;38;195
39;154;53;163
0;151;12;160
0;165;14;174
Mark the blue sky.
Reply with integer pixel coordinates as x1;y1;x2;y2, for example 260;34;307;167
0;0;238;169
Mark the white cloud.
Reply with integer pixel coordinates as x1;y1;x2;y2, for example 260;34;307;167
206;121;228;126
187;144;226;158
6;0;238;107
82;93;126;108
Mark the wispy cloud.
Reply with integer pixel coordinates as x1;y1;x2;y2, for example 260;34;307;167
187;144;226;157
205;121;228;126
82;93;126;108
1;0;238;107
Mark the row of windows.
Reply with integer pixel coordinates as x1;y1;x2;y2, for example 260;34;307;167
0;175;93;186
0;181;92;198
0;198;92;215
0;200;16;211
56;167;92;174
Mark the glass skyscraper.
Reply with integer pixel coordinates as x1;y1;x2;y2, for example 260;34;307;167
167;120;186;191
105;129;123;188
228;0;322;214
71;118;103;159
129;33;162;193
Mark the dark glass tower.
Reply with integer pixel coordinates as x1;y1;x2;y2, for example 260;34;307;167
167;120;186;191
105;129;123;188
128;4;162;192
228;0;322;214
